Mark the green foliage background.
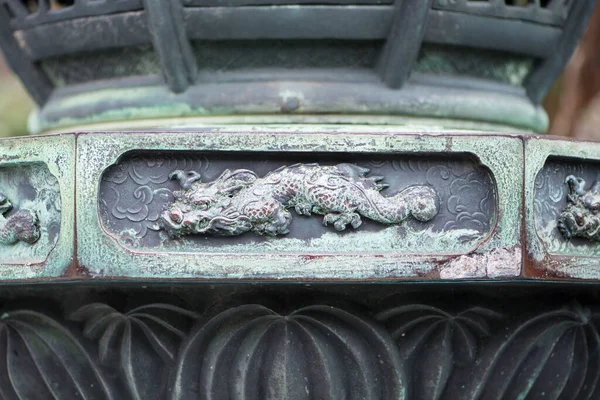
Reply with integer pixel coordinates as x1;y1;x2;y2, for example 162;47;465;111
0;55;34;138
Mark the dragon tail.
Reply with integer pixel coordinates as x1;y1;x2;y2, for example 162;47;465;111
358;185;438;224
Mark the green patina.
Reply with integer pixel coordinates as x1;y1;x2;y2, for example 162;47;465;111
75;131;523;280
116;225;484;256
0;163;61;263
31;81;548;134
30;40;548;134
7;129;589;282
525;138;600;280
415;44;535;86
0;134;75;280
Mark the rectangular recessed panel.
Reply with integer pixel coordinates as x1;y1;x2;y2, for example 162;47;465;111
77;131;522;281
98;151;495;255
0;134;75;280
0;162;61;264
524;137;600;281
534;157;600;256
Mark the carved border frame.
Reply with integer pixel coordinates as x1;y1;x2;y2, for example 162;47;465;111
0;134;75;279
76;130;523;281
525;136;600;280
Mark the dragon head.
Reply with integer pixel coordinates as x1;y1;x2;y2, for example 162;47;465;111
160;169;257;237
558;175;600;240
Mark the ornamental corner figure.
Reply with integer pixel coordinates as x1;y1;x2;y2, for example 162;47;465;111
0;193;39;245
558;175;600;241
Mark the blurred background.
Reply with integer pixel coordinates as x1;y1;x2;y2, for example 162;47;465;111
2;3;600;139
0;49;34;138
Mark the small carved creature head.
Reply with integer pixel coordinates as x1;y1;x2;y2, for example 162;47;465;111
558;175;600;240
161;169;257;237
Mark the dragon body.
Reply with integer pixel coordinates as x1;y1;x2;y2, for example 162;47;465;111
0;194;40;245
161;163;438;237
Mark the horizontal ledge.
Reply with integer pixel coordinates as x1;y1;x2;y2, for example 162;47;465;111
6;132;600;282
183;5;393;40
35;72;547;133
5;0;143;30
184;0;394;5
15;7;559;61
15;11;152;60
430;2;567;26
425;9;561;59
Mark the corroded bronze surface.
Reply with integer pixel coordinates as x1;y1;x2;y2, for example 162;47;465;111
0;193;40;245
79;131;520;281
527;137;600;280
0;283;596;399
0;134;74;280
0;3;598;398
1;0;594;133
3;130;600;282
100;151;491;252
558;175;600;241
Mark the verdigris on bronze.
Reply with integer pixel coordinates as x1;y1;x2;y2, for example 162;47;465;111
0;193;40;245
0;134;74;280
1;0;594;133
162;163;438;237
78;131;520;280
1;0;600;397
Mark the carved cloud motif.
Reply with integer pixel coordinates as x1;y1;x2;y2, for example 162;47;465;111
391;160;494;233
100;155;208;242
444;173;493;231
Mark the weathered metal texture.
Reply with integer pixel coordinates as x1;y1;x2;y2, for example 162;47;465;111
103;157;460;243
6;130;600;283
76;130;523;281
0;134;75;279
142;0;197;93
160;163;439;237
377;0;433;88
525;136;600;280
0;0;595;133
35;76;549;134
432;0;572;26
0;283;596;399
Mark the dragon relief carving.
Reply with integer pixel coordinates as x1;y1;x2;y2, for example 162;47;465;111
0;193;40;245
558;175;600;241
160;163;439;237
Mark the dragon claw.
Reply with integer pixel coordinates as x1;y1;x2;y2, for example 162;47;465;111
334;220;347;231
295;204;312;216
323;212;361;231
323;213;339;226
